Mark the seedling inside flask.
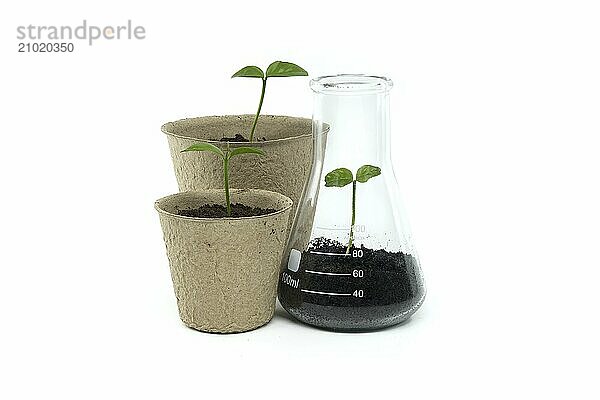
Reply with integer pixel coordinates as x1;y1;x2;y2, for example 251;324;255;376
324;165;381;254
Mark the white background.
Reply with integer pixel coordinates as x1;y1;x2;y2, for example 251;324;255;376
1;1;599;398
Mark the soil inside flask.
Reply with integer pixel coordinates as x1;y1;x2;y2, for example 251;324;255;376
279;238;426;331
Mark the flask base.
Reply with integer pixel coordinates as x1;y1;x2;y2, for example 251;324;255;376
280;292;425;331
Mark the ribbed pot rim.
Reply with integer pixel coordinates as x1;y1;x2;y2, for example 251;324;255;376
160;114;317;144
154;189;293;222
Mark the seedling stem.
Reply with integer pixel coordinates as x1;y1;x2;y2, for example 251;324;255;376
348;180;357;254
181;142;264;216
249;78;267;142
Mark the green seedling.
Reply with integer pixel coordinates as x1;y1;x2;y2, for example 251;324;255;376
325;165;382;254
181;143;264;216
232;61;308;142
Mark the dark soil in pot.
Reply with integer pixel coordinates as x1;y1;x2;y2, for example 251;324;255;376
176;204;275;218
218;134;266;142
279;238;425;331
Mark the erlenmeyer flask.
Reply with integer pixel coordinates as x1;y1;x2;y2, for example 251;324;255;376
279;74;426;331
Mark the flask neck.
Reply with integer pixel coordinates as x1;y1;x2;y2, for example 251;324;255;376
313;90;392;172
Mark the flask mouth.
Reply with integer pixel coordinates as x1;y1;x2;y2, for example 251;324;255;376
310;74;393;95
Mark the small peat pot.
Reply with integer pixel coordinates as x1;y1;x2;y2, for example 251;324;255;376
155;189;292;333
161;115;314;231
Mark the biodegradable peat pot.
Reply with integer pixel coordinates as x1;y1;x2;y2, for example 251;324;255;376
155;189;293;333
161;115;313;232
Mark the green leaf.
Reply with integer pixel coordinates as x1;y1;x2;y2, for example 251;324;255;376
356;165;381;183
232;66;264;78
181;142;225;158
229;146;265;158
325;168;354;187
265;61;308;78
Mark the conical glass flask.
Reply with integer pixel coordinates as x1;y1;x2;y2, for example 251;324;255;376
279;74;426;331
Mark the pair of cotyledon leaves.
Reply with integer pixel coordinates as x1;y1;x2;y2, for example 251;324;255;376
181;142;381;189
232;61;308;79
325;165;381;187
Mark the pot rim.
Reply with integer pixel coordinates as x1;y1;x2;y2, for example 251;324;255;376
154;189;293;222
160;114;317;144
